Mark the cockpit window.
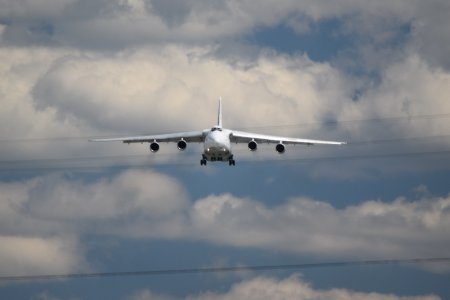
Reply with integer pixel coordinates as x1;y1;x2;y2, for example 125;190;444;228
211;127;222;132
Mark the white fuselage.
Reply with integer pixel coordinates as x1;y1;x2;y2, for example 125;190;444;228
203;128;232;161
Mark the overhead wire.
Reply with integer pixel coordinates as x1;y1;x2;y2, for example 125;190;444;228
1;115;449;283
1;112;450;143
0;115;448;282
0;132;450;168
1;257;449;281
238;112;450;131
1;148;450;173
0;112;449;171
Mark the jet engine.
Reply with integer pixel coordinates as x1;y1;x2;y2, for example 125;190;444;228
248;140;257;151
275;143;285;154
177;139;187;151
150;142;160;152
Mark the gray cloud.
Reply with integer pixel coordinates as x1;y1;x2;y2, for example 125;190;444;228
1;1;449;296
1;0;449;71
0;0;75;21
1;170;449;276
0;169;187;275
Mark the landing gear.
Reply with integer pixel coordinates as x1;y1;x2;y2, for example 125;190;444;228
200;155;207;166
200;155;235;166
228;155;235;166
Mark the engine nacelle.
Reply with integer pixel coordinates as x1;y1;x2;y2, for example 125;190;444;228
275;143;285;154
177;139;187;151
150;142;160;152
248;140;257;151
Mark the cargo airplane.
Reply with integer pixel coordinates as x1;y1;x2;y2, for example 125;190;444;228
90;98;346;166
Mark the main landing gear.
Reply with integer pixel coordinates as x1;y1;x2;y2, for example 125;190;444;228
200;155;235;166
200;154;207;166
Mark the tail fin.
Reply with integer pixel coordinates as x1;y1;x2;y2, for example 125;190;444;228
217;97;223;128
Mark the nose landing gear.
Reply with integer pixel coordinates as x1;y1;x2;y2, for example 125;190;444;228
228;155;235;166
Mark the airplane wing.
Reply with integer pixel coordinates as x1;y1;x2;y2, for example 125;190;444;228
230;130;346;145
90;130;205;143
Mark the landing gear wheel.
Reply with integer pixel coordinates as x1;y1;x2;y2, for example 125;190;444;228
228;155;235;166
200;159;207;166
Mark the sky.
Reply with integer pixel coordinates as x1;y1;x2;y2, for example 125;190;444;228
1;0;450;299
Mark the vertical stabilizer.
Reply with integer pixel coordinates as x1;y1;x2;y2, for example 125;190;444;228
217;97;223;128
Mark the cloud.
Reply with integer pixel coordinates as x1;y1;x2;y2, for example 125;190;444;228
128;289;175;300
0;169;188;237
341;53;450;147
0;235;85;276
189;193;450;259
31;45;349;134
2;44;349;139
3;0;449;78
0;0;75;21
1;42;450;177
131;274;440;300
0;169;187;275
1;0;448;66
1;1;449;297
1;1;450;177
2;170;450;272
407;1;450;70
0;44;354;171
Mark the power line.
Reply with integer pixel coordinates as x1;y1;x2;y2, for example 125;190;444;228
349;134;450;145
236;112;450;131
1;112;450;143
1;257;449;282
1;149;450;173
1;134;450;166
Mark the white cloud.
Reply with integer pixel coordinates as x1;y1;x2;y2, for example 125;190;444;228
127;289;175;300
0;235;85;276
28;170;187;221
340;53;450;151
131;275;440;300
5;44;343;138
1;42;450;176
0;169;188;237
2;170;450;270
30;45;349;135
1;1;449;297
1;1;450;177
0;44;354;171
189;193;450;259
0;169;187;275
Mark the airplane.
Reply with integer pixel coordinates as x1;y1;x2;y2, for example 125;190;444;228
90;98;346;166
